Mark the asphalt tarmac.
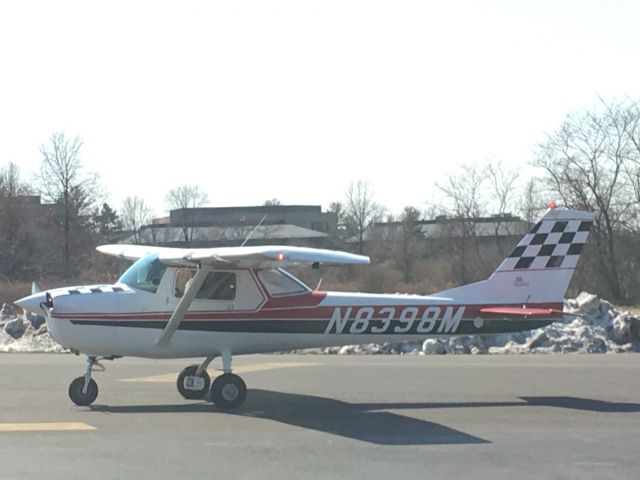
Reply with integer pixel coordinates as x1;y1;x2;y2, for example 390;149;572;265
1;353;639;479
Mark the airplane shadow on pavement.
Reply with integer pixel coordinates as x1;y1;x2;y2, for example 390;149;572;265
92;389;488;446
238;389;489;446
90;391;640;446
518;396;640;412
358;396;640;413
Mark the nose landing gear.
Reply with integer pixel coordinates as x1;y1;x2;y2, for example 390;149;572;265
68;356;103;406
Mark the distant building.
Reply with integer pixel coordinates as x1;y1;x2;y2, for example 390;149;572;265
349;214;529;244
166;205;337;234
131;205;338;248
123;204;530;250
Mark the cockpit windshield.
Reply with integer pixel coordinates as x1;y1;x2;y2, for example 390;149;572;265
118;254;168;294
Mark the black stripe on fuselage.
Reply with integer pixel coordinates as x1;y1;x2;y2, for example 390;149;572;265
68;318;554;335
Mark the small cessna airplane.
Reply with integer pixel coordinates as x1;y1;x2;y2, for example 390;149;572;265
16;207;593;409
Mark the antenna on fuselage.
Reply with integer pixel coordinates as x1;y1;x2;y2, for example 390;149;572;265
241;215;267;247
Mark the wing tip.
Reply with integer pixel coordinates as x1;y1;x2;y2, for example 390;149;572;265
96;244;115;254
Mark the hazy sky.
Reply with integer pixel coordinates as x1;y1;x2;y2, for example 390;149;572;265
1;0;639;217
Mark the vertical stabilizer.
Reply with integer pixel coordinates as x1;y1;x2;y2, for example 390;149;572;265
437;208;594;305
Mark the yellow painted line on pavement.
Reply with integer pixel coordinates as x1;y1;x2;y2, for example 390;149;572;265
121;362;319;383
0;423;96;432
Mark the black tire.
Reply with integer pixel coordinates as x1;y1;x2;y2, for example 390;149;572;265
68;376;99;406
177;365;211;400
210;373;247;409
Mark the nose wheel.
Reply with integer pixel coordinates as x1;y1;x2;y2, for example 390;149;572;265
68;356;103;406
69;377;98;406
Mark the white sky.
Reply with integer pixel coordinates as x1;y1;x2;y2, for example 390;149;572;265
1;0;639;218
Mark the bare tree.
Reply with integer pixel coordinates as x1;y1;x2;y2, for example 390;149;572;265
121;196;153;244
436;164;489;284
166;185;209;209
486;161;521;254
263;198;281;206
166;185;209;243
394;206;423;282
533;98;640;302
617;100;640;232
0;162;30;197
39;132;100;279
437;164;487;219
0;163;36;279
487;161;519;217
518;178;545;225
344;181;384;254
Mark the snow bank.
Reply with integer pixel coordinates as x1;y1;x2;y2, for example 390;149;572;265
0;305;66;353
2;292;639;354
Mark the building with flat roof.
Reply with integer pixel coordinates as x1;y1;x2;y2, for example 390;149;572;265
347;214;529;245
136;205;337;247
167;205;337;234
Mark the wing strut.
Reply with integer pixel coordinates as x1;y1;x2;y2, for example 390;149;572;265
157;265;212;347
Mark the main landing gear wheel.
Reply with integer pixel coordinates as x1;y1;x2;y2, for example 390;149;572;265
210;373;247;409
68;377;99;406
177;365;211;400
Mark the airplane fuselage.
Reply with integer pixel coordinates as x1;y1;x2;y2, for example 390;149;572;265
38;277;557;358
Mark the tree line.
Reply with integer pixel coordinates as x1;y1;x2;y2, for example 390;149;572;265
0;133;211;284
312;98;640;304
1;98;640;304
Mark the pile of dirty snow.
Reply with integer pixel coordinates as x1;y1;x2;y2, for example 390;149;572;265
2;292;640;354
0;304;66;353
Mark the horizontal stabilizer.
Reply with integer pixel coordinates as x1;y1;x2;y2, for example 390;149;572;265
480;306;570;318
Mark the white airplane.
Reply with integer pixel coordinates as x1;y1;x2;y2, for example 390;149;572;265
16;207;593;409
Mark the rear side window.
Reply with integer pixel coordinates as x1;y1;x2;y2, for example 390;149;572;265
197;272;236;300
174;270;236;300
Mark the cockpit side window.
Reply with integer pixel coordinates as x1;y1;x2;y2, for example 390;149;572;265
118;254;168;294
257;268;309;296
174;269;236;301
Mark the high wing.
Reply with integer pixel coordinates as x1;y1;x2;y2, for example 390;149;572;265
97;244;370;268
479;306;571;318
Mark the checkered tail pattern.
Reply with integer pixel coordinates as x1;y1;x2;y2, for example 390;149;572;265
497;212;593;272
